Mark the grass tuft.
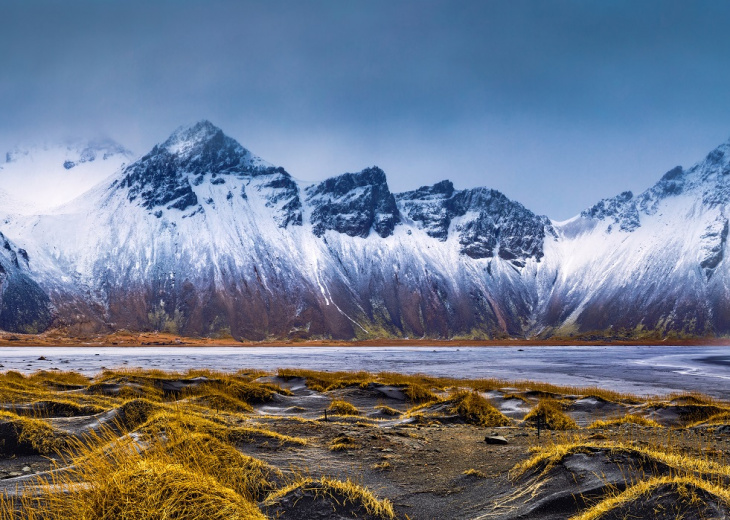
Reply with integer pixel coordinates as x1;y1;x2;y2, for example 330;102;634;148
328;399;361;416
0;410;68;455
588;414;662;429
569;475;730;520
448;390;511;427
374;405;402;416
523;398;578;430
463;468;487;479
263;476;396;520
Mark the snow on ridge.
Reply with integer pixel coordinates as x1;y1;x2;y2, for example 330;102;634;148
2;122;730;338
0;140;133;214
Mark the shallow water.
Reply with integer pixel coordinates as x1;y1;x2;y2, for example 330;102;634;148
0;345;728;398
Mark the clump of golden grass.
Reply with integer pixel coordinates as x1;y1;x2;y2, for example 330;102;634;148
116;398;162;430
569;475;730;520
523;398;578;430
0;421;270;520
328;398;361;416
403;383;438;403
163;432;282;501
136;407;307;447
276;367;648;404
208;379;289;404
371;461;391;471
26;399;104;417
15;457;265;519
330;434;361;451
639;400;730;426
502;392;529;403
463;468;487;479
374;405;402;416
666;392;725;406
229;425;308;447
690;410;730;426
0;410;68;455
447;390;511;427
588;414;661;429
263;476;396;520
187;391;254;413
83;459;266;520
27;369;91;388
277;369;375;392
511;440;730;481
0;414;285;520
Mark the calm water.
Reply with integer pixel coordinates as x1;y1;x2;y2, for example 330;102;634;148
0;345;728;398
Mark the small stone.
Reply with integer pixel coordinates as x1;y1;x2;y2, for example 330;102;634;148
22;466;31;472
37;356;47;361
484;435;509;445
8;472;22;478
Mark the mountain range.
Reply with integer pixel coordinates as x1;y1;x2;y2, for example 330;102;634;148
0;120;728;341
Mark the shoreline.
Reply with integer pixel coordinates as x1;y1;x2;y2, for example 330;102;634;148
1;330;729;347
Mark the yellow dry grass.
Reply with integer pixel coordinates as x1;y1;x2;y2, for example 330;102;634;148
263;476;396;519
463;468;487;479
511;439;730;481
447;390;511;427
187;391;254;413
276;367;649;404
403;383;438;403
569;475;730;520
0;410;68;455
161;431;282;501
374;405;402;416
523;398;578;430
689;410;730;427
328;398;361;416
330;434;361;451
0;421;269;520
588;414;662;429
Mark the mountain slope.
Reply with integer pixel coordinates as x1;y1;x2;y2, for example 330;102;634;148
0;231;51;333
541;141;730;336
0;140;132;214
0;121;728;340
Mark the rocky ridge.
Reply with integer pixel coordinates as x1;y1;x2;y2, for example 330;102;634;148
0;121;728;339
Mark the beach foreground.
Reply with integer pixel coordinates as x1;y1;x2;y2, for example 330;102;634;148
1;368;729;519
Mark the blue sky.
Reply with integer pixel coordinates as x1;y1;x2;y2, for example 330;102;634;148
3;0;730;219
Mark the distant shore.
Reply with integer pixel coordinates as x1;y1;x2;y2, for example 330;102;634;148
1;330;729;347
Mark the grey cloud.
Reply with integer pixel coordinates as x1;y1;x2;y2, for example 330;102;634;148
2;0;730;218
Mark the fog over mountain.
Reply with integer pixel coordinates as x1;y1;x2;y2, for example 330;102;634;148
4;2;730;220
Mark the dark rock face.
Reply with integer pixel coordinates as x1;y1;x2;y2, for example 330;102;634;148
581;191;640;232
699;217;728;277
0;232;52;333
398;182;550;264
638;166;687;215
396;180;456;240
256;168;303;227
306;167;400;238
11;122;730;341
121;145;200;211
451;188;550;263
119;121;303;226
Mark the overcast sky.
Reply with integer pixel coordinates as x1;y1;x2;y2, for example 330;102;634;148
3;1;730;219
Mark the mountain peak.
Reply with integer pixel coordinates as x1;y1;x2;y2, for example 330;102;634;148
120;121;278;214
161;120;225;155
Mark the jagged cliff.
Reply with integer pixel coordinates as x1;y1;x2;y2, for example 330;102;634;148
0;121;728;340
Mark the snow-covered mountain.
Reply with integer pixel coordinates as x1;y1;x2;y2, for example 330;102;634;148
0;120;728;339
0;140;132;214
